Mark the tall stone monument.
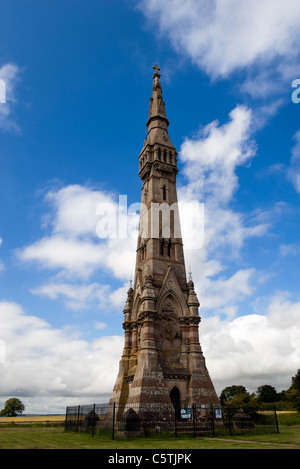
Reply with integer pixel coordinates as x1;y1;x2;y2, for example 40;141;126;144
108;66;220;420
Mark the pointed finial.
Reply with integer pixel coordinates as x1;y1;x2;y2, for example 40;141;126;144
188;265;193;281
152;64;161;79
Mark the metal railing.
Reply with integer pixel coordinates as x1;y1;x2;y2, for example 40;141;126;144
65;402;279;439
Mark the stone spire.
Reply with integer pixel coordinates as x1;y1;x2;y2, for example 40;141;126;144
148;65;168;121
136;66;184;290
145;65;172;148
106;66;220;424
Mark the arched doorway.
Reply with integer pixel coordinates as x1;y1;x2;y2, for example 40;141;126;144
170;386;181;421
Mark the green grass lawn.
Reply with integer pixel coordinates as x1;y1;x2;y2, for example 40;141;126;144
0;426;299;449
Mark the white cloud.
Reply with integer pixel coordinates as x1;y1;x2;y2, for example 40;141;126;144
287;130;300;193
31;278;130;312
93;321;107;330
202;292;300;394
138;0;300;81
31;282;111;311
180;105;256;206
16;184;137;308
178;105;266;257
279;243;300;258
44;184;115;238
179;105;256;204
177;106;269;316
17;184;137;280
109;282;131;308
17;235;107;279
0;63;21;132
199;268;255;312
0;300;123;412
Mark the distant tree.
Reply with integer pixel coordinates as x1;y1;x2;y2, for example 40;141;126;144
0;398;25;417
291;369;300;392
285;388;300;411
277;390;287;401
228;392;259;417
256;385;279;403
220;385;247;406
285;369;300;411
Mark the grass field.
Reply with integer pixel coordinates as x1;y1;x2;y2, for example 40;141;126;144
0;424;299;449
0;415;65;425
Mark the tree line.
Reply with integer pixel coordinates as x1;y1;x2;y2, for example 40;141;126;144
219;369;300;416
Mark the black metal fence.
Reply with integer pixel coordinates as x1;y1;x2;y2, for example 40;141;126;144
65;402;279;439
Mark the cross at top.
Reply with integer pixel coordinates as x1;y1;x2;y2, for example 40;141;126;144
152;64;161;79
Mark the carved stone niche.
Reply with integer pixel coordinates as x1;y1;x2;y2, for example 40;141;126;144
157;295;182;368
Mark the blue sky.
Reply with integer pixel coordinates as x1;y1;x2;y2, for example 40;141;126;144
0;0;300;413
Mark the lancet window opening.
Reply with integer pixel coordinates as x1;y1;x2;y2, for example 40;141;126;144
160;239;172;258
160;240;164;256
140;244;147;261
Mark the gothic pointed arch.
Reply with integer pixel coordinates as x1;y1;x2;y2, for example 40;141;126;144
157;287;188;318
156;265;189;317
131;293;141;321
159;291;181;318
